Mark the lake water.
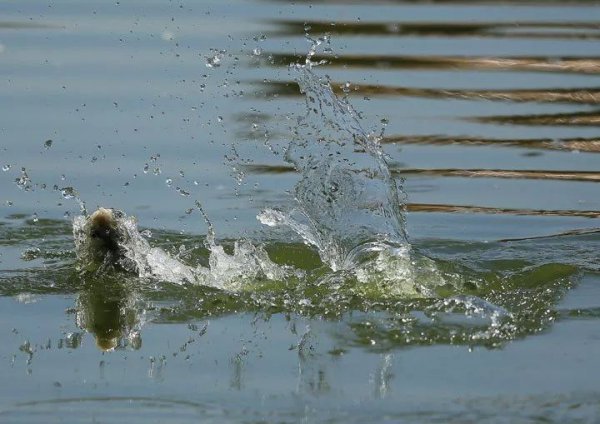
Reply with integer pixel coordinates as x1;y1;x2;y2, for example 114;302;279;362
1;0;600;422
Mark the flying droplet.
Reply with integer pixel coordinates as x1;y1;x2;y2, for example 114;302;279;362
15;168;32;191
176;187;190;197
205;53;222;68
60;187;78;200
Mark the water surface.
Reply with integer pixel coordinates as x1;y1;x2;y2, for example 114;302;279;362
1;0;600;422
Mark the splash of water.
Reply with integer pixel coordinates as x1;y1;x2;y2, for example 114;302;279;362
72;38;447;298
259;37;408;273
73;209;295;291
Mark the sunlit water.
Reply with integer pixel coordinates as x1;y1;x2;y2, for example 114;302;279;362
1;0;600;422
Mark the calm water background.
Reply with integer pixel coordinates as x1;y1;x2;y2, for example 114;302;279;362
1;0;600;422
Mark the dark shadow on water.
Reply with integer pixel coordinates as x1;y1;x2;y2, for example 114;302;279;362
382;134;600;153
469;109;600;126
253;80;600;104
260;53;600;74
241;163;600;182
268;19;600;40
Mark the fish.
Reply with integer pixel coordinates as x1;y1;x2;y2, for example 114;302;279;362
74;207;136;273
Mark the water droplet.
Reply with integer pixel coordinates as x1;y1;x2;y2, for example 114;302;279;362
252;47;262;56
176;187;190;197
217;116;223;122
60;187;78;200
32;213;39;223
205;52;223;68
19;340;33;355
165;178;173;186
44;139;53;149
15;168;32;191
2;164;10;172
143;163;149;173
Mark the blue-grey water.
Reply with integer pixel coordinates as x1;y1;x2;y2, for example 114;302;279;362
1;1;600;422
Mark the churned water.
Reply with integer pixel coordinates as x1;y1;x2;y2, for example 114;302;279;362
1;0;600;422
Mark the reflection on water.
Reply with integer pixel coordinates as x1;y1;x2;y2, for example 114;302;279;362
75;276;143;351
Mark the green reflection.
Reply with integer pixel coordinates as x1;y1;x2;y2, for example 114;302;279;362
75;276;143;351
